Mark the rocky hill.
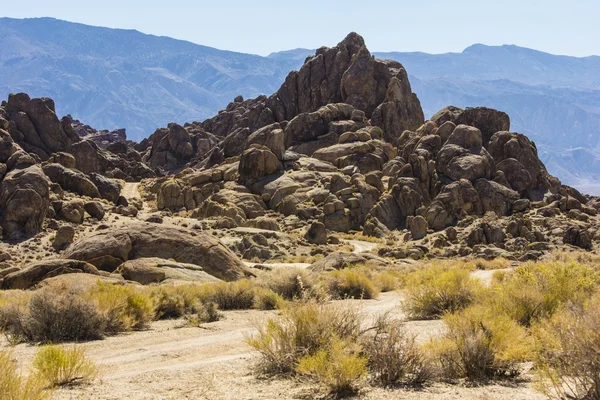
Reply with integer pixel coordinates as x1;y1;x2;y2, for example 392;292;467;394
0;32;598;290
2;18;600;192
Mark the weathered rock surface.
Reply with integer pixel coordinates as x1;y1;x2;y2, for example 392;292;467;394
62;223;250;280
1;259;100;289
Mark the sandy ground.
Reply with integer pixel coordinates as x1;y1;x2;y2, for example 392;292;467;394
3;291;544;400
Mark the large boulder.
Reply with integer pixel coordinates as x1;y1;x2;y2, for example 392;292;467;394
239;145;282;180
42;163;100;199
115;258;222;285
0;165;50;239
431;106;510;146
1;259;100;290
62;223;250;281
147;123;194;170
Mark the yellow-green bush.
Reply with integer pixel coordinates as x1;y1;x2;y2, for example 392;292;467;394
0;350;49;400
533;294;600;399
208;280;256;310
86;282;155;333
426;305;531;381
32;345;97;388
487;261;600;326
403;266;483;320
362;316;430;385
0;291;32;343
150;286;186;319
253;288;285;310
323;268;379;300
372;270;404;292
247;301;362;374
297;336;367;394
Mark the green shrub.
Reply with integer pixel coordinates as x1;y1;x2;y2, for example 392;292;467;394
0;350;50;399
426;305;531;381
323;269;379;300
533;294;600;399
403;266;483;320
247;301;362;374
32;345;97;388
297;336;367;395
488;261;600;326
362;315;430;385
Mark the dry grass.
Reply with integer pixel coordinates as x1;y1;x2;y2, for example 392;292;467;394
260;268;315;300
466;258;512;270
362;315;430;385
32;345;98;388
322;268;379;300
533;293;600;399
247;301;362;374
0;350;50;400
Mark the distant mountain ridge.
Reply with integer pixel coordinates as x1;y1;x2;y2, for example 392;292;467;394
1;17;600;192
0;17;290;140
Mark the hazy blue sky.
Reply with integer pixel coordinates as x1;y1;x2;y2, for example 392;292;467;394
2;0;599;56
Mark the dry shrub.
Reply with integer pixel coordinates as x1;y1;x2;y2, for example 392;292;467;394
32;345;97;388
0;290;32;343
297;336;367;395
362;315;430;385
26;285;105;343
466;258;511;271
373;270;404;292
208;280;256;310
253;288;285;310
86;282;154;333
0;350;49;400
323;268;379;300
403;265;483;320
150;286;186;319
185;302;222;326
487;261;600;326
533;294;600;399
247;301;362;374
261;268;315;300
426;305;531;382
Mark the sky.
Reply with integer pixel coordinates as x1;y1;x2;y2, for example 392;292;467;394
2;0;599;57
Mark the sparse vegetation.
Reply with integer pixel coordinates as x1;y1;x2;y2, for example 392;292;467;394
533;293;600;399
403;265;483;319
247;301;362;374
0;350;49;400
87;282;155;333
323;268;379;300
185;302;222;326
426;305;532;381
362;315;430;385
486;261;600;326
261;267;315;300
32;345;98;388
297;336;368;394
208;280;256;310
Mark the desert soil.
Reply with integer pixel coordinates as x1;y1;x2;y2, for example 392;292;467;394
3;290;544;400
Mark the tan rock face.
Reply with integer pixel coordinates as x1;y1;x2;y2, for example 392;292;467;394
62;223;250;281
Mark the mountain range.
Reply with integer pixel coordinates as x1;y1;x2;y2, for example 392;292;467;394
1;17;599;193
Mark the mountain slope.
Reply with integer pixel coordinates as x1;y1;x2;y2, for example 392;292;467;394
0;17;289;140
